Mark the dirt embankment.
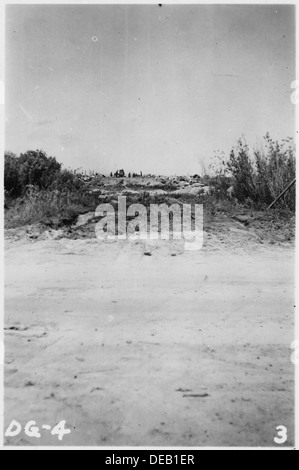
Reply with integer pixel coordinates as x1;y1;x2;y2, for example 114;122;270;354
5;175;295;248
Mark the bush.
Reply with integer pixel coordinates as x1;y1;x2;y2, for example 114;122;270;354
50;168;83;192
4;149;84;198
4;151;22;197
254;134;295;210
221;135;295;211
4;148;92;228
209;175;233;200
18;150;62;190
227;138;256;202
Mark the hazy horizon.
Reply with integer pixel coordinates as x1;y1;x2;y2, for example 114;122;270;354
5;4;295;175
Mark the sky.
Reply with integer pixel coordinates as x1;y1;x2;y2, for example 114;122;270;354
5;4;296;175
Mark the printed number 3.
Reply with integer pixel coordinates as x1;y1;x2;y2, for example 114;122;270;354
274;426;287;445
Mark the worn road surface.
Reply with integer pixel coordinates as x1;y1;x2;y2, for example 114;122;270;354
4;236;295;447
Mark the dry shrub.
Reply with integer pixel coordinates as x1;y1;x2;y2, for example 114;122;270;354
212;135;295;211
5;187;99;229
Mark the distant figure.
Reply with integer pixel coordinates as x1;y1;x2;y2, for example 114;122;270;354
128;172;131;178
110;172;113;178
140;171;143;177
115;169;125;178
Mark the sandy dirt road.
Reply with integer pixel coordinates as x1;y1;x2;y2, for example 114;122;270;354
4;237;295;447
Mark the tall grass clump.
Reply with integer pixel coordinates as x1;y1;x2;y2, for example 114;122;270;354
253;134;295;210
5;186;100;229
212;134;295;211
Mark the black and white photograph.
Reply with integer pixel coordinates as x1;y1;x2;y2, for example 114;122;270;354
2;1;297;450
